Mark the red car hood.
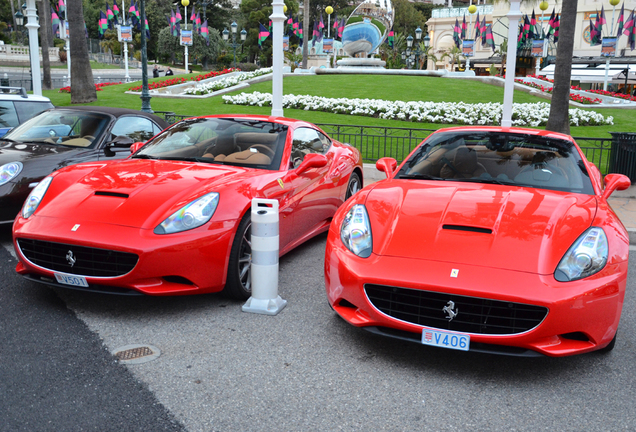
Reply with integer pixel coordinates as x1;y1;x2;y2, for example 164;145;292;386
365;181;598;275
38;159;260;229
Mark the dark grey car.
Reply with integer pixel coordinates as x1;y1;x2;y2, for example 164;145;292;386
0;106;169;223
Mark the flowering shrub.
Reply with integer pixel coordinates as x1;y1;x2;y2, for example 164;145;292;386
127;68;239;92
514;79;602;104
184;68;273;95
586;88;636;102
128;77;187;92
223;92;614;127
58;82;122;93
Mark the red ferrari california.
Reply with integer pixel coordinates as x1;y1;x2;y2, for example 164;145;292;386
325;126;630;357
13;115;362;299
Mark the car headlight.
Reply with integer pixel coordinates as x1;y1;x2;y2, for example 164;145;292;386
0;162;23;186
340;204;372;258
154;192;219;234
554;227;608;282
22;176;52;219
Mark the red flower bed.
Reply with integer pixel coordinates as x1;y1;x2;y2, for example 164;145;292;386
59;82;123;93
127;68;238;91
515;79;602;104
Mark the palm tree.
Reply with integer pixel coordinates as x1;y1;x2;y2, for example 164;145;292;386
546;0;577;134
446;46;464;72
494;38;508;77
417;41;438;70
67;0;96;103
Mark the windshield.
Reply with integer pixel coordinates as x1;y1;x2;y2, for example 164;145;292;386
397;131;594;194
5;110;110;148
134;118;288;170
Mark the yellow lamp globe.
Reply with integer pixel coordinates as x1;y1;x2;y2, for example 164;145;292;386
609;0;620;6
326;6;334;15
181;0;189;6
468;4;477;14
284;5;288;13
539;1;549;11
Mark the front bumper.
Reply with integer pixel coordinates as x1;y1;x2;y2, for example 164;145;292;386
324;237;626;357
13;214;237;295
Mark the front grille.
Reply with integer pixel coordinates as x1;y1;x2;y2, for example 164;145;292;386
17;238;138;277
365;284;547;335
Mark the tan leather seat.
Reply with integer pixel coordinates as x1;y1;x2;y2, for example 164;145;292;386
440;147;487;179
223;149;271;165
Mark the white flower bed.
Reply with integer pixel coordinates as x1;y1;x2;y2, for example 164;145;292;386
183;68;273;95
222;92;614;127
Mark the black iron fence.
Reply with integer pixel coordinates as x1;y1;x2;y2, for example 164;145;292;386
316;124;435;163
572;136;613;175
155;113;617;175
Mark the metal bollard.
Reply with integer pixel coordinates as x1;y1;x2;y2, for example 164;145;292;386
242;198;287;315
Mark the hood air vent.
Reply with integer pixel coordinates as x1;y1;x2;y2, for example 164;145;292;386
95;191;129;198
443;224;492;234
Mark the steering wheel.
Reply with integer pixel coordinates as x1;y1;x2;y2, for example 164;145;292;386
520;162;566;178
250;145;275;158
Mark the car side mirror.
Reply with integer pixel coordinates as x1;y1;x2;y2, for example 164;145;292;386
296;153;328;174
602;173;631;200
376;157;398;178
105;135;135;154
130;141;145;154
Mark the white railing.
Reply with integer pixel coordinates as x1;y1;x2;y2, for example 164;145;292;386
432;5;494;19
0;44;61;62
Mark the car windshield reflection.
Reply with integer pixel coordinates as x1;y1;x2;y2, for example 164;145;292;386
397;131;595;194
134;118;288;170
5;110;110;148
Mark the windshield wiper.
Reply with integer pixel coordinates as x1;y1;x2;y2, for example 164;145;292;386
398;173;445;180
455;177;516;186
160;156;219;163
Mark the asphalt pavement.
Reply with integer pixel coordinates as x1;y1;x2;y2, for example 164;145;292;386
0;228;184;431
2;222;636;431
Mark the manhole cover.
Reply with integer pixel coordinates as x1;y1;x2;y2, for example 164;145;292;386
112;344;161;365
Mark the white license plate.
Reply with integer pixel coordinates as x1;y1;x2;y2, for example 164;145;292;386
421;326;470;351
54;272;88;287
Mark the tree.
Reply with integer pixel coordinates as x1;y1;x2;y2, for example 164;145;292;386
446;45;464;72
494;38;508;78
67;0;96;103
99;30;120;63
417;41;438;70
546;0;577;134
38;0;53;90
302;0;309;68
392;0;427;37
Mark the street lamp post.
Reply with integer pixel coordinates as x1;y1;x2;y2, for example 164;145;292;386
502;0;522;127
118;0;131;83
139;0;152;112
423;33;430;70
15;3;40;94
406;35;413;69
222;22;246;69
415;26;422;69
535;1;549;77
182;0;190;74
603;0;621;91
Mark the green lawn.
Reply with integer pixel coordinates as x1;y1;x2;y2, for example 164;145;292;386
45;74;636;139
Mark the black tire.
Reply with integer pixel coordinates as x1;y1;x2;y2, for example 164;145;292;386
224;212;252;300
598;331;617;354
345;172;362;201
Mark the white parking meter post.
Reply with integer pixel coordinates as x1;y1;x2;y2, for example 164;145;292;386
242;198;287;315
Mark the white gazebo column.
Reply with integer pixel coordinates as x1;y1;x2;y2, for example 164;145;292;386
270;0;285;117
501;0;522;128
25;0;42;95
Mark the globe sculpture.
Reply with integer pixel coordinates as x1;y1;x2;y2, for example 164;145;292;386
341;0;394;58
